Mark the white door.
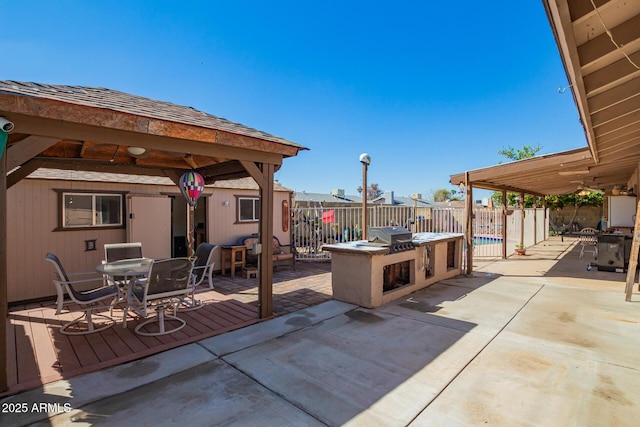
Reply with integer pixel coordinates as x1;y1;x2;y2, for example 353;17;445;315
127;195;171;259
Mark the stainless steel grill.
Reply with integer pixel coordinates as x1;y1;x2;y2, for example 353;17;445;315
367;226;414;253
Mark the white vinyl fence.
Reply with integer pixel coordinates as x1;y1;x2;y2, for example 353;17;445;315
291;205;548;262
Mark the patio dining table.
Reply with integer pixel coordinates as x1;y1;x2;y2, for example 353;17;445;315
96;257;153;282
96;257;153;323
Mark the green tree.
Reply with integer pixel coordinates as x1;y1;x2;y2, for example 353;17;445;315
497;144;542;163
546;192;604;233
491;144;542;206
490;143;603;233
433;188;462;202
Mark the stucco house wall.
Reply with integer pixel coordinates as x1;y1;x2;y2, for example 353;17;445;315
7;172;291;303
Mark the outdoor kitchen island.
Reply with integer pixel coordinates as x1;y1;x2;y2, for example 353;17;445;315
323;230;464;308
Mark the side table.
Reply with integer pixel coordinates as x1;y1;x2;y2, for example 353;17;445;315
221;245;246;278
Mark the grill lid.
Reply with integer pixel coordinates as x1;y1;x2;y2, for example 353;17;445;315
368;226;412;244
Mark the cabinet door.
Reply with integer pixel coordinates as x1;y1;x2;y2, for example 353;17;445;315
608;196;637;227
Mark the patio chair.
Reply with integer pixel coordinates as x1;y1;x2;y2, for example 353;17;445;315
45;253;120;335
104;242;143;262
104;242;144;287
578;227;598;259
178;243;218;311
123;257;193;336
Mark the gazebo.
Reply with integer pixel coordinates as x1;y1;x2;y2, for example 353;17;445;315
0;80;307;391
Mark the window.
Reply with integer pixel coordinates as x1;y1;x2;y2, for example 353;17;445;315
237;196;260;222
62;192;123;229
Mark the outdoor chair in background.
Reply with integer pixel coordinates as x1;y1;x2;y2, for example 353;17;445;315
123;257;193;336
578;227;598;259
45;253;120;335
104;242;143;262
178;243;218;311
104;242;144;287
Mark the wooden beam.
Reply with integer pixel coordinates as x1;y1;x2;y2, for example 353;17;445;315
0;143;7;392
162;169;182;187
200;160;249;181
239;160;267;189
7;135;59;170
7;158;44;189
36;157;175;177
9;114;289;165
469;181;547;197
450;149;592;183
203;171;250;185
578;14;640;68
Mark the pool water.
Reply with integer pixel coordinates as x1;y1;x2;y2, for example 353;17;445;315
473;236;503;246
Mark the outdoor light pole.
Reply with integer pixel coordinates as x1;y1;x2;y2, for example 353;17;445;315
359;153;371;240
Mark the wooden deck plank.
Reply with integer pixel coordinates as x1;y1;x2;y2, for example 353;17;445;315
110;321;152;353
6;314;17;388
3;263;331;397
67;334;99;367
12;312;40;385
99;326;134;359
198;305;238;328
227;299;259;317
29;308;64;383
43;310;82;373
215;301;257;323
179;315;211;335
185;306;230;330
84;331;118;363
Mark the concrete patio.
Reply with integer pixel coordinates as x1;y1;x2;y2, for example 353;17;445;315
3;236;639;426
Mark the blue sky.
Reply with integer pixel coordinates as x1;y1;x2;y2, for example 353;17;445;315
1;1;585;200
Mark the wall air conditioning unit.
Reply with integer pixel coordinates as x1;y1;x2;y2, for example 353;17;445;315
411;193;422;200
331;189;345;198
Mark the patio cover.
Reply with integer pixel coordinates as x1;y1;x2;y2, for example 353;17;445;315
0;81;307;392
449;147;594;196
452;0;640;197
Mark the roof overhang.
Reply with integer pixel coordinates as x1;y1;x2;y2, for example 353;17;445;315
450;147;595;196
452;1;640;196
0;81;307;187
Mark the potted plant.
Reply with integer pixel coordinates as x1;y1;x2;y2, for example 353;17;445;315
514;244;526;255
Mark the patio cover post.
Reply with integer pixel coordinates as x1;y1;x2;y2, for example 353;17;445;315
519;192;525;249
544;198;548;240
533;198;538;244
464;172;473;275
240;160;275;318
0;145;7;392
502;191;507;259
258;163;275;318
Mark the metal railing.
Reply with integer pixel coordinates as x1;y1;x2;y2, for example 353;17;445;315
291;205;548;261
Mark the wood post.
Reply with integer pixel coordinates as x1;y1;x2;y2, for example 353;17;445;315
258;163;275;318
624;201;640;301
520;192;525;248
0;144;7;392
240;160;275;318
502;190;507;258
464;172;473;275
533;197;538;244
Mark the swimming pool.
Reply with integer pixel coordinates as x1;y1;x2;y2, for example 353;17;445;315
473;236;503;246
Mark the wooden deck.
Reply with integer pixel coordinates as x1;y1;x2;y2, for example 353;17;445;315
4;262;332;397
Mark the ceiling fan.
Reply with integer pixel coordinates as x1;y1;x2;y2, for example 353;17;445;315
571;181;603;196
